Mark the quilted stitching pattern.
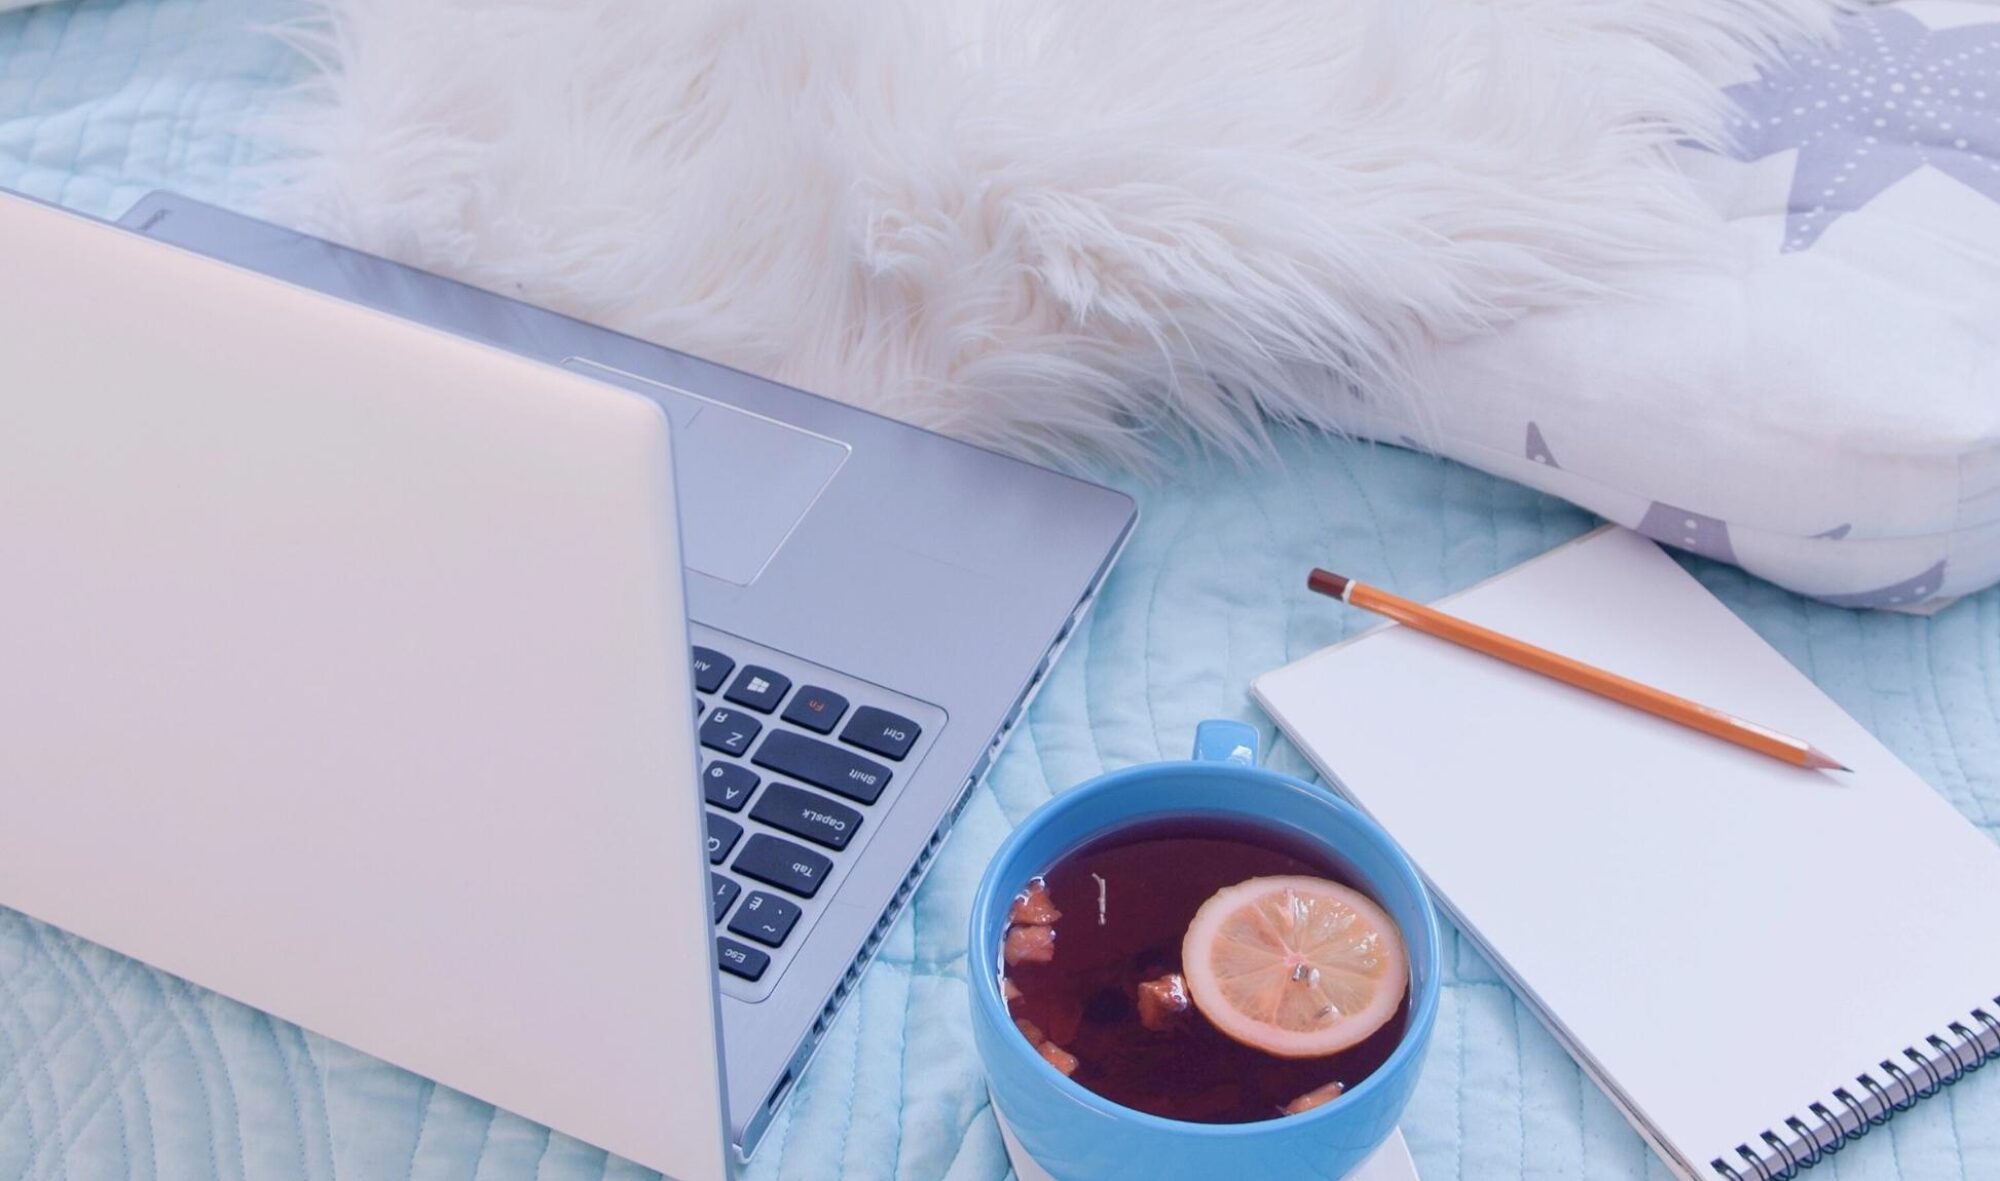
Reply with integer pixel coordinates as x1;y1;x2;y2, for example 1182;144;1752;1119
0;0;300;218
3;4;1998;1179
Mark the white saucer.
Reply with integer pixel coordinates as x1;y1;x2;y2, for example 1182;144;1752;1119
993;1102;1420;1181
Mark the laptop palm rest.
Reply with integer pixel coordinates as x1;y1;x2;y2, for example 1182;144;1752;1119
564;358;850;586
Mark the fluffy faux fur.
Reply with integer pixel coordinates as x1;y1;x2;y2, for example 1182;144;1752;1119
261;0;1845;467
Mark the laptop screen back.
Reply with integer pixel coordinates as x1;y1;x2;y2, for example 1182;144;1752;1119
0;193;727;1181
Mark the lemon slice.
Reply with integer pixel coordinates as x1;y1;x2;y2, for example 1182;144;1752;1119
1181;875;1408;1059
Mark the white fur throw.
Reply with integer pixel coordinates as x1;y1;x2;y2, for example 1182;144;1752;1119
264;0;1846;468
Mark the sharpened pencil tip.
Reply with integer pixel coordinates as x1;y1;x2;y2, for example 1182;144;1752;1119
1803;747;1850;772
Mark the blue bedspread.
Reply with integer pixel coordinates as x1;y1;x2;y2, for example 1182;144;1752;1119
4;3;1996;1178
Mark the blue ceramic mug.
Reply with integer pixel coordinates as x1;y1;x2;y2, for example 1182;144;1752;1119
968;720;1441;1181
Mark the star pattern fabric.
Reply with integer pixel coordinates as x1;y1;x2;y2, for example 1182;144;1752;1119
1721;8;2000;251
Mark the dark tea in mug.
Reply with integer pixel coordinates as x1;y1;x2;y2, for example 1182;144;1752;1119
999;815;1411;1125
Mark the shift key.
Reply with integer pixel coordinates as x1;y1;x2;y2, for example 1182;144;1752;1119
754;730;892;805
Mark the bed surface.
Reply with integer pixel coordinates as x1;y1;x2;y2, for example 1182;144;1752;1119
3;3;1997;1179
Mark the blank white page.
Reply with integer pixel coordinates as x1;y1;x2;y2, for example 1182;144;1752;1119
1253;528;2000;1178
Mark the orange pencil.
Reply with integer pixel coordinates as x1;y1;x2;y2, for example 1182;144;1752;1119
1306;569;1848;772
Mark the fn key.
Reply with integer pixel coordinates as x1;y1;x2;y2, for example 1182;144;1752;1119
733;833;833;898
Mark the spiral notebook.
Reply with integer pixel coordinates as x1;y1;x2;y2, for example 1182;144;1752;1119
1252;528;2000;1181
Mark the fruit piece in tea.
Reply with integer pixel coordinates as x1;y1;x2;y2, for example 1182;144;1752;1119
1003;876;1061;966
1180;875;1408;1059
1136;974;1190;1032
1010;878;1062;925
1014;1017;1079;1076
1282;1079;1346;1115
1004;921;1057;965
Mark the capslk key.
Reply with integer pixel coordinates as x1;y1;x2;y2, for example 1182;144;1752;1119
753;730;892;805
751;783;862;852
733;833;833;898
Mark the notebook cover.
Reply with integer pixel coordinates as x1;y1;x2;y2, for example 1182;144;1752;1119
1252;528;2000;1179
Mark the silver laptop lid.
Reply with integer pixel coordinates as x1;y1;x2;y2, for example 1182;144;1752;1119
0;192;728;1181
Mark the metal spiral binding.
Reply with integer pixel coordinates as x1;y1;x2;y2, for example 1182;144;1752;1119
1709;996;2000;1180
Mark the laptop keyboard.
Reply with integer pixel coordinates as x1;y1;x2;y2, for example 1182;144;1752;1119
690;638;937;996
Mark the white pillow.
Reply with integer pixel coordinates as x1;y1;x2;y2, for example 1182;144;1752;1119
1344;0;2000;609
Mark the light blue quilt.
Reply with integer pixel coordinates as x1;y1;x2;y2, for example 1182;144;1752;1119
4;3;1997;1179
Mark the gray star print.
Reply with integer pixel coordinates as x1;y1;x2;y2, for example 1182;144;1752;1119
1720;8;2000;251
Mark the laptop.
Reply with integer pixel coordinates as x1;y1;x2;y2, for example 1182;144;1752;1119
0;189;1135;1177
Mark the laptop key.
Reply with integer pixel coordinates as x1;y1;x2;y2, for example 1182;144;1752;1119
840;706;922;761
699;708;761;757
710;873;742;922
733;833;833;898
727;891;802;948
751;783;862;852
691;647;735;695
754;730;891;805
703;762;760;812
781;685;849;735
706;814;743;865
724;665;791;713
716;937;769;981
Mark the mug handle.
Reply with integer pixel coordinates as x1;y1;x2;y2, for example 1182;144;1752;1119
1192;719;1259;766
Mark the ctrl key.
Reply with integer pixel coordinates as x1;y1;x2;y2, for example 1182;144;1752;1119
716;937;769;982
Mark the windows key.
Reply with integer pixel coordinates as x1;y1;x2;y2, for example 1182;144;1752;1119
724;665;791;713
